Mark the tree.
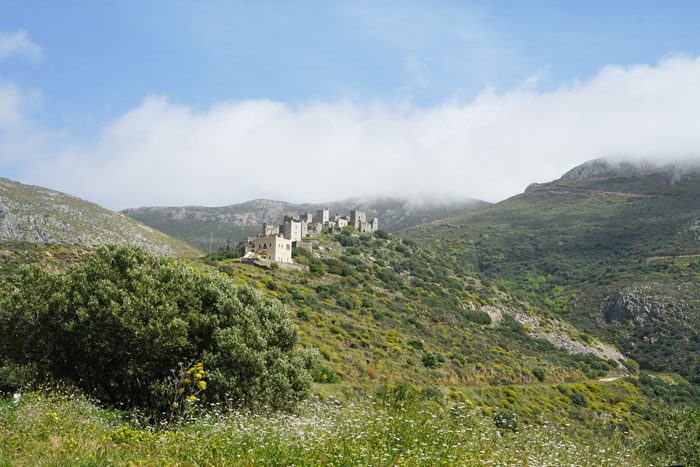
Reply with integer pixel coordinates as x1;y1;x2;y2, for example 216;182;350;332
0;245;315;415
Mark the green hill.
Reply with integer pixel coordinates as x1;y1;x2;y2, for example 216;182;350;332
404;158;700;384
121;197;489;252
0;177;201;257
2;171;698;454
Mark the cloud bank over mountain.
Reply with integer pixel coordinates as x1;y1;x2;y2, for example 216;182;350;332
5;55;700;209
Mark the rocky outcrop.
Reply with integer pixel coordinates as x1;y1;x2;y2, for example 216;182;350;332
470;304;625;362
605;285;692;324
559;158;695;184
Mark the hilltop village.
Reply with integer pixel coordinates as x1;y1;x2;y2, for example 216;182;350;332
241;209;379;264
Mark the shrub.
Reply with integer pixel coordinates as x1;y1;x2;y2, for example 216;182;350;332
313;366;339;384
374;229;390;239
644;407;700;466
570;391;589;407
336;295;356;310
0;245;315;416
408;339;424;351
422;353;438;368
463;310;492;325
532;367;546;382
308;259;325;275
494;408;518;431
377;382;418;410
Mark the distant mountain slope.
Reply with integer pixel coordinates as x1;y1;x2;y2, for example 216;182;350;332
122;197;489;251
404;158;700;384
0;178;201;257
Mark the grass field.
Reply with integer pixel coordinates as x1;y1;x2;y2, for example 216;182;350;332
3;389;684;466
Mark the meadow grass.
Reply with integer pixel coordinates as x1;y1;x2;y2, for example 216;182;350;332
0;390;669;466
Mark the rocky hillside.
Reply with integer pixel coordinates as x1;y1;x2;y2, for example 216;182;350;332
122;197;489;251
0;177;201;257
405;158;700;384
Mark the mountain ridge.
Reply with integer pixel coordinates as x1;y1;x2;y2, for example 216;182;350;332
0;177;201;257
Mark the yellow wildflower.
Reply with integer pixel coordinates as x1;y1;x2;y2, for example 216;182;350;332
197;381;207;390
187;395;197;402
178;388;185;394
183;378;191;385
171;402;179;409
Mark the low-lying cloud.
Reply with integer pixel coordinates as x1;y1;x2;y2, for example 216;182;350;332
11;55;700;209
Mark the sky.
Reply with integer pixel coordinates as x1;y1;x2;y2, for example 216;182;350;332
1;1;700;209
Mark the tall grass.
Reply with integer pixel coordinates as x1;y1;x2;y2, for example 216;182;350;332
0;390;675;466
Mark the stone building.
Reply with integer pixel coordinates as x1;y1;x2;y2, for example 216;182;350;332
283;216;303;244
262;222;280;236
333;214;349;228
316;208;330;226
350;209;379;233
253;234;292;263
350;209;366;229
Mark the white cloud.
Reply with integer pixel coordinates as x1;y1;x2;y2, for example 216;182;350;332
0;30;43;61
13;55;700;210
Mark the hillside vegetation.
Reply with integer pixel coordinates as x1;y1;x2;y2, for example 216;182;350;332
404;159;700;385
1;160;699;464
0;177;201;257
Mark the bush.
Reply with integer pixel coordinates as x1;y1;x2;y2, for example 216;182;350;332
377;382;418;410
532;367;546;382
570;391;589;407
422;353;438;368
0;245;315;415
463;310;492;325
374;229;390;240
644;407;700;466
313;366;339;384
408;339;424;350
494;408;518;431
308;259;325;275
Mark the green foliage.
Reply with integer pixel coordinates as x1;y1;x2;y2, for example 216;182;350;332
376;382;419;410
402;169;700;386
208;243;242;261
644;407;700;466
532;367;546;382
422;353;438;368
313;366;340;384
0;245;315;415
407;339;424;350
374;229;390;239
494;408;518;431
463;309;492;325
308;259;325;275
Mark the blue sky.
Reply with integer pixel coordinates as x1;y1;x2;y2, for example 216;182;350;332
1;1;700;208
4;1;699;126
